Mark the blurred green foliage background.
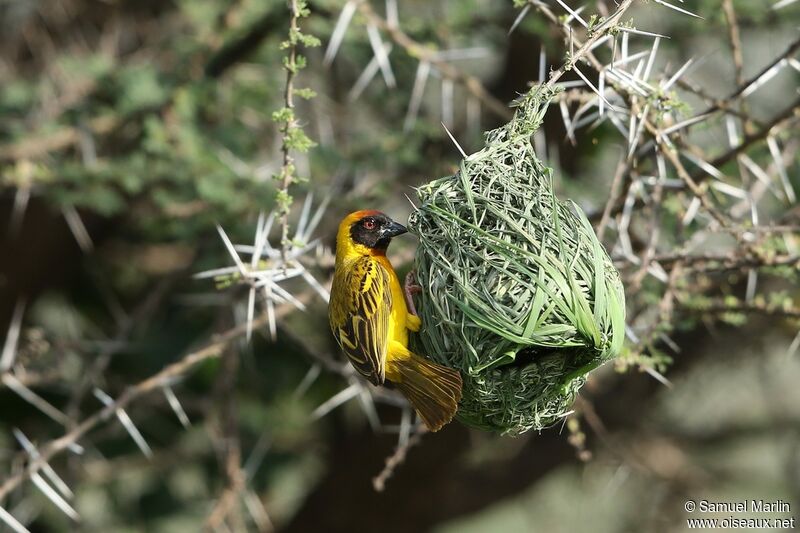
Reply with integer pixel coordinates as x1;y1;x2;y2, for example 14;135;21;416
0;0;799;531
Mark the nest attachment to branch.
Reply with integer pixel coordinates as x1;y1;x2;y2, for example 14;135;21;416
408;86;626;435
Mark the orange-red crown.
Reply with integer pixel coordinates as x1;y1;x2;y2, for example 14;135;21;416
345;209;383;222
339;209;383;231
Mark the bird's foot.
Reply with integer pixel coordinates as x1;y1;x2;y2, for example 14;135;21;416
404;269;422;317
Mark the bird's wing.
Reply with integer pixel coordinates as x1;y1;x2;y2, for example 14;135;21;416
329;256;391;385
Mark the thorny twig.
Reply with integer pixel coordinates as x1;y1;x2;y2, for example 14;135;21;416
542;0;636;90
372;427;428;492
0;293;314;504
524;0;799;363
205;347;247;531
357;1;512;120
278;0;302;263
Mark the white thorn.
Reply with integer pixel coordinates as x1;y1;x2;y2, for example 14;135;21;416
13;428;74;499
162;384;191;428
298;267;330;303
745;269;758;303
356;382;381;430
62;206;93;253
403;193;418;211
643;366;673;388
31;472;80;521
251;211;267;269
9;185;30;237
741;59;787;98
404;61;431;131
324;1;357;66
0;506;31;533
662;57;694;90
725;115;740;148
538;46;547;84
625;325;640;344
441;122;468;158
385;0;399;27
366;24;396;88
767;136;796;203
2;374;69;425
246;286;256;342
643;37;660;81
94;388;153;459
312;383;361;419
786;329;800;359
1;299;26;372
243;489;273;532
265;292;276;341
432;48;490;61
683;152;724;180
573;65;617;111
660;112;713;136
216;225;247;276
348;44;393;101
509;4;531;34
293;365;322;399
555;0;588;28
654;0;703;18
618;27;670;40
441;78;454;129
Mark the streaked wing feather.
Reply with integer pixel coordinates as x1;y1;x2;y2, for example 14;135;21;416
329;256;391;384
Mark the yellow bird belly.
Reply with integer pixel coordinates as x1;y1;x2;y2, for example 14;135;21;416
383;260;409;344
377;256;412;374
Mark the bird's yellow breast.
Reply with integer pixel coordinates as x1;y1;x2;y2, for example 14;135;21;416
375;254;410;350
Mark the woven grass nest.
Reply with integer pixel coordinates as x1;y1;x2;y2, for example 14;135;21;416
408;86;626;435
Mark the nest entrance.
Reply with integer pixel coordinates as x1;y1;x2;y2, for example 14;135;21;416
503;345;592;371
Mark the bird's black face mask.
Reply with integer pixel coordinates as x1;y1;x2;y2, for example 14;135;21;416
350;213;408;250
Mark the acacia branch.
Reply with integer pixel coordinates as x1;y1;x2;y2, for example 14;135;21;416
542;0;636;89
357;1;512;120
0;293;313;503
278;0;301;262
701;36;800;119
703;97;800;175
685;301;800;320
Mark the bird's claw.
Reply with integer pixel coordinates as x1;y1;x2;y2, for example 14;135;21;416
404;269;422;317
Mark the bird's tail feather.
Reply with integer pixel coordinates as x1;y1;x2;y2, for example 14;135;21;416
391;353;462;432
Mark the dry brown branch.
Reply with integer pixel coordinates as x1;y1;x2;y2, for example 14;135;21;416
372;427;428;492
675;77;761;126
683;301;800;320
703;97;800;175
0;114;122;162
591;72;800;223
357;1;512;121
700;36;800;118
65;276;177;421
542;0;636;89
654;252;800;270
721;0;745;88
0;291;314;503
205;347;245;532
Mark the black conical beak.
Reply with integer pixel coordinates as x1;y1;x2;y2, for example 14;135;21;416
381;220;408;238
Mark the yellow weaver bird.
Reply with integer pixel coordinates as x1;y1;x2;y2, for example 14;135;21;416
329;210;462;431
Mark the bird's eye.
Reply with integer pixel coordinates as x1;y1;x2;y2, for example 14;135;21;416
363;219;376;230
